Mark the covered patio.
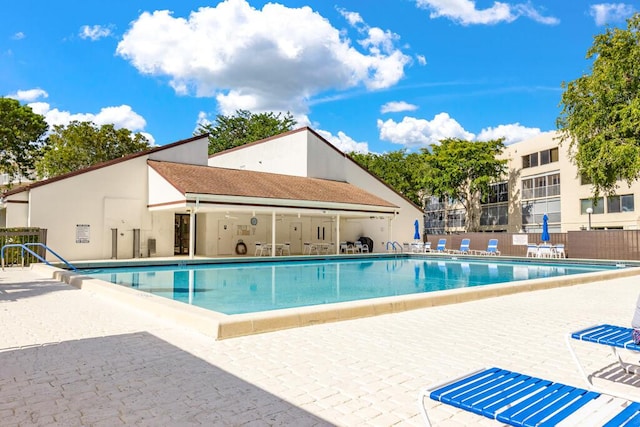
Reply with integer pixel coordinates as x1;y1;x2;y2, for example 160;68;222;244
147;160;401;258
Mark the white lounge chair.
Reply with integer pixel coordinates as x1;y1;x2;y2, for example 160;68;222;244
448;238;470;254
526;243;538;257
434;238;447;253
566;324;640;389
473;238;500;256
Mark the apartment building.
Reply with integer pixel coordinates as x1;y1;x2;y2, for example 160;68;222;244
426;132;640;234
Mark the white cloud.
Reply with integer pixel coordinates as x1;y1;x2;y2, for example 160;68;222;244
414;0;559;25
79;24;113;41
316;129;369;154
116;0;411;116
381;101;418;114
6;88;48;102
477;123;544;145
590;3;635;26
377;113;474;148
12;32;25;40
416;54;427;66
27;102;153;144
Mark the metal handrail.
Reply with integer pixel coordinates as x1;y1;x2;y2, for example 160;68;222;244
385;241;402;253
1;243;77;271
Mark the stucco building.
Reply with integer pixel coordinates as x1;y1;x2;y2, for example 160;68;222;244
426;131;640;234
0;127;423;260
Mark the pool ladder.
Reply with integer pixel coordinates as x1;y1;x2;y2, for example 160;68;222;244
386;241;403;253
1;243;77;271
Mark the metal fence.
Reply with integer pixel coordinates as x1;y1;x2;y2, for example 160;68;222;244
0;228;48;266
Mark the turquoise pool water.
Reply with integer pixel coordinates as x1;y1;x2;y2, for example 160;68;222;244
80;257;617;315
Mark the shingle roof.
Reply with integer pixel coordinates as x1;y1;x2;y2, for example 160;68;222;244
148;160;398;208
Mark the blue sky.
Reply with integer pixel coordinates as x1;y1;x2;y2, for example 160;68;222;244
1;1;636;154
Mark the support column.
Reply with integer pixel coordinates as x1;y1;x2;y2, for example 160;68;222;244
189;210;195;259
271;211;277;256
335;214;341;254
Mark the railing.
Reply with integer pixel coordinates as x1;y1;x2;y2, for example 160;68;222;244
386;241;402;253
1;243;77;271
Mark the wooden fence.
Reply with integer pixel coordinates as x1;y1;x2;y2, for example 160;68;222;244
423;230;640;260
0;228;48;266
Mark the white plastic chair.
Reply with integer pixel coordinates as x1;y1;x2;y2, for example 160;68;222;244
254;242;264;256
340;242;355;254
525;244;538;257
281;242;291;256
554;243;566;258
355;241;369;253
538;244;553;258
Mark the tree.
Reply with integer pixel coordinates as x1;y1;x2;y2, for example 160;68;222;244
349;150;428;206
421;138;507;231
197;110;296;154
36;121;151;178
0;97;48;185
557;13;640;196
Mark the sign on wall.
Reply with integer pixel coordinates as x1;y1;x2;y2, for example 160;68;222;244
512;234;528;246
76;224;90;243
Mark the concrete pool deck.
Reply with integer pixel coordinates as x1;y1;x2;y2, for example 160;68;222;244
3;266;640;425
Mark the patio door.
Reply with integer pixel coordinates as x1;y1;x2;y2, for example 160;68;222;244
174;214;191;255
289;222;302;254
218;220;234;255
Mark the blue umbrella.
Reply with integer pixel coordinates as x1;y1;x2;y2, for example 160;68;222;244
541;214;550;242
413;219;421;240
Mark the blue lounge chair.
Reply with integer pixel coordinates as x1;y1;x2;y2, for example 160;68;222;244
434;238;446;253
472;238;500;256
448;238;470;254
419;366;640;426
566;324;640;389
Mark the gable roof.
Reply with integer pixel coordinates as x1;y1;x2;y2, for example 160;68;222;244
148;160;398;209
2;133;209;197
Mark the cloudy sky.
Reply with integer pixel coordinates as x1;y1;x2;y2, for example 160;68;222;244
1;1;636;153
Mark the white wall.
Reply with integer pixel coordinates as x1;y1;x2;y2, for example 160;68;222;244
4;191;30;227
29;157;150;261
208;130;309;176
149;136;209;166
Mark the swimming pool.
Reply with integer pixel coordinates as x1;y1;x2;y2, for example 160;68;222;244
80;257;617;315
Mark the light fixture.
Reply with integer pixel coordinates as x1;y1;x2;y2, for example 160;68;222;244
586;207;593;231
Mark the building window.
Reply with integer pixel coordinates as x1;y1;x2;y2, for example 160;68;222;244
522;173;560;200
447;209;466;228
522;198;561;226
580;198;604;214
522;152;538;169
483;182;508;204
580;173;592;186
480;205;508;226
607;194;635;213
540;148;558;165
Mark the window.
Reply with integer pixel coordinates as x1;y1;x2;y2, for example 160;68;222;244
522;198;561;225
483;182;508;204
540;148;559;165
607;194;635;213
521;173;560;200
580;198;604;214
480;205;508;226
522;152;538;169
447;209;466;228
580;174;592;185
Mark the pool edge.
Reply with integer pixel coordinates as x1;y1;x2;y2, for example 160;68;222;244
30;262;640;340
